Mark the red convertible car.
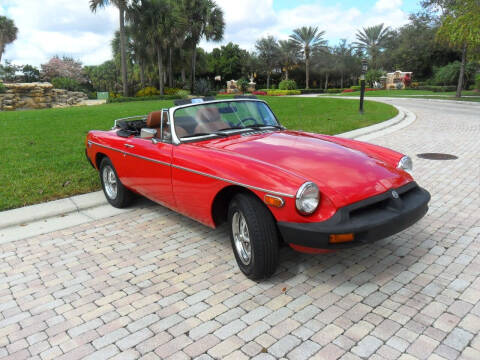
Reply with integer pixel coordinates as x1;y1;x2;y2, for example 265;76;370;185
86;97;430;279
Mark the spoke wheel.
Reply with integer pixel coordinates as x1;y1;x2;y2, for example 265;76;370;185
228;193;279;279
99;157;134;208
102;165;118;200
232;211;252;265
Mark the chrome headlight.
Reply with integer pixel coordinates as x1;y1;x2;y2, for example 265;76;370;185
397;155;413;174
296;182;320;215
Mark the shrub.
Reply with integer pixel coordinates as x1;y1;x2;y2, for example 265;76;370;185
0;82;5;94
342;89;355;93
107;95;184;103
326;88;344;93
52;77;82;91
279;80;297;90
252;90;267;95
87;92;97;100
164;87;187;95
176;89;190;98
350;85;361;91
475;74;480;91
410;82;420;89
109;92;121;98
194;78;211;96
299;88;324;94
266;90;301;96
136;86;160;97
416;85;457;92
366;69;385;87
237;78;249;93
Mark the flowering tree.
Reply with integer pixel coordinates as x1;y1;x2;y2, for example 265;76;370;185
41;56;86;83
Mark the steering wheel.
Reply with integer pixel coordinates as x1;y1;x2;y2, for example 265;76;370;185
240;117;258;126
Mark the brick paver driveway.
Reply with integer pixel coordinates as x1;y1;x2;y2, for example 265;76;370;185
1;99;479;360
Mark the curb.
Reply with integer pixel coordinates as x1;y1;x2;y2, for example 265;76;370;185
338;105;416;141
0;99;416;243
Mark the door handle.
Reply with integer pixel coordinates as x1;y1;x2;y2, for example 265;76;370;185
124;144;134;149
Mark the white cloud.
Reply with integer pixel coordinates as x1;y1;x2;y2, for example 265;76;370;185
2;0;410;66
2;0;117;66
201;0;409;52
375;0;403;11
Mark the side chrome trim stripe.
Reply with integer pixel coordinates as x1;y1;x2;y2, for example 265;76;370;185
90;141;295;198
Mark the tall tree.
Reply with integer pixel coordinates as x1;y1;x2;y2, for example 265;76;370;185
182;0;225;93
428;0;480;97
0;16;18;64
333;39;354;88
290;26;327;89
255;36;279;89
354;23;391;69
90;0;129;96
278;40;299;80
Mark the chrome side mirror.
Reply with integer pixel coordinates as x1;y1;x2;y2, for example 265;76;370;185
140;128;156;139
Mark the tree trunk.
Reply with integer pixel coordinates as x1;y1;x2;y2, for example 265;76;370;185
324;73;329;91
305;56;310;89
168;47;173;88
285;68;289;80
190;45;197;93
456;44;467;98
0;43;4;63
157;45;164;95
181;67;186;83
119;7;128;97
139;59;145;89
267;73;271;89
340;71;344;89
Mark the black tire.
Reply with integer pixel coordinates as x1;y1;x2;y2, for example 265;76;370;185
99;157;133;208
228;193;279;279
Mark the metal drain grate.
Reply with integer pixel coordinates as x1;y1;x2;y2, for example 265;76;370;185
416;153;458;160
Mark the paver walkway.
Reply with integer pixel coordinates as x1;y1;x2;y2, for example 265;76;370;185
1;99;479;360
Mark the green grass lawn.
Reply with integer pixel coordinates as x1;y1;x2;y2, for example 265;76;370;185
0;97;397;211
335;89;480;99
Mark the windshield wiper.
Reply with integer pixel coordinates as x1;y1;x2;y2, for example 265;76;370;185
181;132;228;139
248;124;285;130
215;126;247;132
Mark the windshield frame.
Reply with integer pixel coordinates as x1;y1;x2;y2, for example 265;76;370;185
169;99;281;145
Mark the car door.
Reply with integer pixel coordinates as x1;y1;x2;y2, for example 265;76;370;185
122;110;175;208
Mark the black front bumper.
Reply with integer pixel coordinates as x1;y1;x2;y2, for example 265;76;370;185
278;182;430;249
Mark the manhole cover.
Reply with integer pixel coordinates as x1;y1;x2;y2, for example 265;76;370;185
417;153;458;160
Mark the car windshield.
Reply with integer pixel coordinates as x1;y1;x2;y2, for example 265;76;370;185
173;100;280;140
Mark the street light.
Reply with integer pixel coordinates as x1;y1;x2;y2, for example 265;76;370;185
359;58;368;114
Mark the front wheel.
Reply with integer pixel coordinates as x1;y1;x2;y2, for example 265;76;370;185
228;193;279;279
99;157;133;208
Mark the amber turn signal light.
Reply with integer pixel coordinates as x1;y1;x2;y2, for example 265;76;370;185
329;233;354;244
264;194;285;208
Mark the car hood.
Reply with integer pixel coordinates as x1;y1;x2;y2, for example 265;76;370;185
196;131;410;207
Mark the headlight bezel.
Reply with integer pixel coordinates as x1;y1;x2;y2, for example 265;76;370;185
295;182;320;216
397;155;413;174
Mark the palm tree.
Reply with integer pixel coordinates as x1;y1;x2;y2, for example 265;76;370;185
182;0;224;93
290;26;327;89
255;36;279;89
0;16;18;63
90;0;129;96
354;23;391;69
129;0;177;95
278;40;299;80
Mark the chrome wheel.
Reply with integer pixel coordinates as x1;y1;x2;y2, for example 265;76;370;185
102;165;118;199
232;211;251;265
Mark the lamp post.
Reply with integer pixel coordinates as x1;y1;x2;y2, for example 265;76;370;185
359;59;368;114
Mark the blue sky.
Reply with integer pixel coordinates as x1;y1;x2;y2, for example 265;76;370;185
1;0;423;67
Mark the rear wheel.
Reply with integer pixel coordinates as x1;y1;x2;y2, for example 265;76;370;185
228;193;279;279
99;157;133;208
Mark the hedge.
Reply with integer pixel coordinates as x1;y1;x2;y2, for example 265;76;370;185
416;85;457;92
266;90;302;96
299;89;324;94
107;95;184;103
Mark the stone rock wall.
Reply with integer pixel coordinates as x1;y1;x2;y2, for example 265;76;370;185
0;82;88;111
